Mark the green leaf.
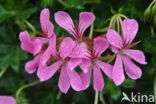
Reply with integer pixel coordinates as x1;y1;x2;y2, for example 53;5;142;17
111;8;117;15
104;79;121;101
122;79;135;88
42;0;54;7
0;6;15;23
64;0;84;9
154;15;156;27
144;7;151;23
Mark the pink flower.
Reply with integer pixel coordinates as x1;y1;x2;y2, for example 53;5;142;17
19;8;53;55
19;8;56;74
55;11;95;40
37;37;82;93
55;11;95;59
0;96;16;104
106;18;147;86
79;37;113;91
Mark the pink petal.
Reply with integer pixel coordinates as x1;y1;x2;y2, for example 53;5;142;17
59;65;70;93
67;58;82;71
0;96;16;104
40;8;50;22
121;19;138;45
96;60;113;78
78;12;95;37
70;42;90;59
93;65;104;91
37;61;62;81
33;39;42;55
25;54;41;74
55;11;76;37
66;64;82;91
19;31;34;53
80;59;92;73
40;8;54;37
19;31;42;55
59;37;76;59
112;55;125;86
106;29;123;49
122;49;147;64
40;35;57;65
80;69;92;90
93;37;109;57
122;56;142;79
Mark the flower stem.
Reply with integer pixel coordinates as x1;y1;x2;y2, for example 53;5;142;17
15;80;40;103
100;92;106;104
23;19;37;35
0;65;8;78
94;91;99;104
89;23;94;38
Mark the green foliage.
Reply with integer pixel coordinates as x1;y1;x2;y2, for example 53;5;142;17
0;0;155;104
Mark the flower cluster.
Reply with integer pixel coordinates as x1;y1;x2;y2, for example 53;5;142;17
19;8;147;93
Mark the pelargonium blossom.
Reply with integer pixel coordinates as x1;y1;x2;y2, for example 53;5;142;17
0;96;16;104
19;8;55;74
106;18;147;86
79;37;113;91
55;11;95;59
37;36;82;93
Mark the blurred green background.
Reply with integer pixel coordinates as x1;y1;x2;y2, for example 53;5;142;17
0;0;156;104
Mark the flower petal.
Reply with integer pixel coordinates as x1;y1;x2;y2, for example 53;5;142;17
123;49;147;64
112;55;125;86
40;8;54;37
33;39;42;55
93;37;109;57
19;31;34;53
37;61;62;81
19;31;42;55
96;60;113;78
93;65;104;91
122;56;142;79
0;96;16;104
70;42;90;59
106;29;123;49
55;11;76;37
79;12;95;37
40;8;50;22
80;69;92;90
25;54;41;74
67;58;82;71
40;35;57;65
121;19;138;45
80;59;92;73
66;64;82;91
59;37;76;59
59;65;70;93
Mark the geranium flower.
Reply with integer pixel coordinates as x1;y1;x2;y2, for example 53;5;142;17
79;37;113;91
106;18;147;86
37;37;82;93
19;8;56;74
55;11;95;59
0;96;16;104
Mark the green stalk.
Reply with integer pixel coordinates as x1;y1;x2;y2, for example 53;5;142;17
16;80;40;103
23;19;37;34
89;22;94;38
94;91;99;104
0;65;8;78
